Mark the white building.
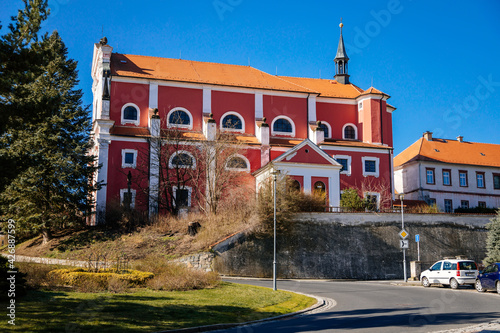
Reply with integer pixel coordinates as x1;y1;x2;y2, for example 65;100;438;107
394;132;500;212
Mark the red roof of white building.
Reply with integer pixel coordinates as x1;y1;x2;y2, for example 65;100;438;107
394;137;500;168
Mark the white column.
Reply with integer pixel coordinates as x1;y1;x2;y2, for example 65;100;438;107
329;173;340;207
95;138;110;224
255;93;263;119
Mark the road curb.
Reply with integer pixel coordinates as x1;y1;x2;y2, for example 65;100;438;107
153;290;335;333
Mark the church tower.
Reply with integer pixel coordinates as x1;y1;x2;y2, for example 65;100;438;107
334;22;350;84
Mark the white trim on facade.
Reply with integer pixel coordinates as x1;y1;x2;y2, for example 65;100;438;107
121;149;138;168
203;88;211;114
316;97;357;105
334;154;352;176
220;111;245;133
271;115;296;137
149;83;158;109
362;156;380;178
167;107;193;130
121;103;140;126
120;188;136;209
319;121;332;138
172;186;192;207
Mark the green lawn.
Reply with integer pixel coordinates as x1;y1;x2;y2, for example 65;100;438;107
2;282;316;332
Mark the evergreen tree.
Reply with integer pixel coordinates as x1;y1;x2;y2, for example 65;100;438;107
0;0;101;243
484;210;500;265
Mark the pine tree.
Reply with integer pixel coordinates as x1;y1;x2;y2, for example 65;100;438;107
0;1;101;243
484;210;500;265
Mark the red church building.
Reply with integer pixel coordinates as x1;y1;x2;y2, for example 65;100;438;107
89;25;396;223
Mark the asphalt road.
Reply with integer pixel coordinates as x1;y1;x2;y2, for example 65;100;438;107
215;278;500;333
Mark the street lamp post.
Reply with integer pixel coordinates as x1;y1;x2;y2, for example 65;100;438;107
400;193;407;283
271;169;280;291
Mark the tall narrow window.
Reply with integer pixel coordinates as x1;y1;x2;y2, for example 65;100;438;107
444;199;453;213
459;170;468;187
426;168;435;185
476;172;485;188
494;174;500;190
461;200;469;209
442;169;451;186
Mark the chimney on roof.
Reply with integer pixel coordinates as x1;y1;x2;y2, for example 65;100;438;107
423;131;433;141
457;135;464;143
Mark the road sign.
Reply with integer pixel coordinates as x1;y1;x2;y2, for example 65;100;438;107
400;240;409;249
415;234;420;242
399;230;409;239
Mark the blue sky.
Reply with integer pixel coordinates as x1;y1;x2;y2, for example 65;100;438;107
1;0;499;154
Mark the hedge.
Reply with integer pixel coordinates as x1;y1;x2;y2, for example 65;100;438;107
48;268;154;289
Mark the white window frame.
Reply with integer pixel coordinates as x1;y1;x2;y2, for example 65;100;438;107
271;115;296;137
121;149;137;168
362;156;379;177
225;154;250;172
167;107;193;130
220;111;245;133
358;101;363;111
172;186;192;207
342;123;358;140
169;150;196;169
121;103;140;126
120;188;136;209
334;154;351;176
319;121;332;138
364;191;380;210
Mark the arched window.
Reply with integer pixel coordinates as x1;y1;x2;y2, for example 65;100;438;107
318;122;331;138
225;154;250;172
167;108;192;129
220;112;244;132
169;151;195;169
272;116;295;136
343;124;357;140
314;181;326;196
121;103;140;125
289;180;301;192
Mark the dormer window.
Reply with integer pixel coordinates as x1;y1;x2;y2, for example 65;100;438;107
121;103;140;125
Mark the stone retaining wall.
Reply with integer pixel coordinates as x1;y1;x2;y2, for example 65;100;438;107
174;252;215;272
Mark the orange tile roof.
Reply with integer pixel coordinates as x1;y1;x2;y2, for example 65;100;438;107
110;126;150;137
112;53;315;93
270;138;304;147
277;76;364;98
321;140;392;149
394;137;500;168
111;53;389;99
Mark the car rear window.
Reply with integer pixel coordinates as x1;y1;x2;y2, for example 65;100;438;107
458;262;477;270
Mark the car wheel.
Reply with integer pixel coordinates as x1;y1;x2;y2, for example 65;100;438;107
475;279;485;292
422;277;431;288
450;278;459;289
496;281;500;294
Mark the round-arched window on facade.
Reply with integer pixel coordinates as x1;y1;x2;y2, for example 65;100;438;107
344;125;356;140
169;110;190;126
222;114;243;130
273;118;292;133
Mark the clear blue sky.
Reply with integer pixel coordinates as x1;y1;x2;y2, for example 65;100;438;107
1;0;499;154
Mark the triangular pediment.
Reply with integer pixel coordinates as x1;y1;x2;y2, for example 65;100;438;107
273;139;340;167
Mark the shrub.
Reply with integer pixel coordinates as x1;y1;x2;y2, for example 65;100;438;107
107;276;129;293
16;262;63;290
134;255;220;291
340;188;365;212
454;206;497;214
484;210;500;265
47;268;154;292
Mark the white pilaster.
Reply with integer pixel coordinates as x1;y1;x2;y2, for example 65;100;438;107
304;176;312;194
203;88;212;115
255;93;263;119
149;83;158;109
308;95;317;139
149;116;161;217
95;138;110;224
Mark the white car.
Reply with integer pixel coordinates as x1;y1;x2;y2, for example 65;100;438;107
421;259;478;289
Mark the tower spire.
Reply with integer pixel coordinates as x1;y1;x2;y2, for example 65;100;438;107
334;20;350;84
